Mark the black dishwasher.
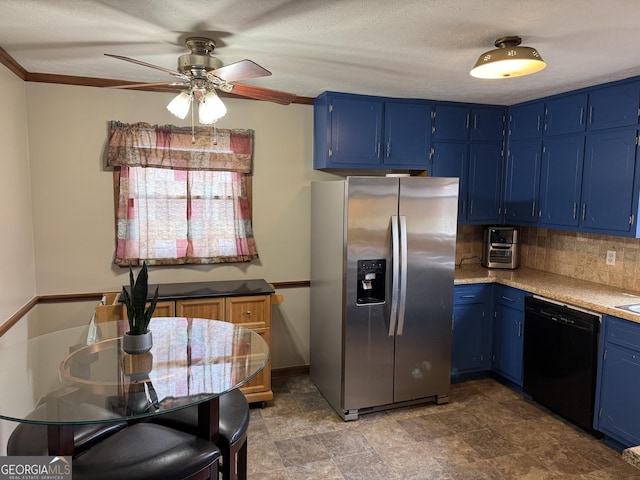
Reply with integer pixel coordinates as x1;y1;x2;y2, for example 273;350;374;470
523;296;602;437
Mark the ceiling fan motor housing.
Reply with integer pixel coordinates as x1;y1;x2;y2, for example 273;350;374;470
178;53;223;74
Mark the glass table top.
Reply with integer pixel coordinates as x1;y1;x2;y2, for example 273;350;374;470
0;317;269;425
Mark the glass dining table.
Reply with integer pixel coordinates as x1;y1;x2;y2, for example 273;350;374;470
0;317;270;456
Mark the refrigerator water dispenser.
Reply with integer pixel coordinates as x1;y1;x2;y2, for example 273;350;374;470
356;259;386;305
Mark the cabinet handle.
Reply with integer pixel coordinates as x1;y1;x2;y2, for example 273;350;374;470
465;113;470;130
573;202;577;220
518;321;522;337
579;107;584;125
537;115;541;132
589;105;594;124
386;143;391;158
501;296;515;302
460;295;476;299
377;143;381;158
582;203;587;221
473;114;478;130
531;201;536;218
245;310;252;315
469;199;473;216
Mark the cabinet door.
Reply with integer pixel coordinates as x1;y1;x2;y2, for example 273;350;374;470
175;298;225;320
538;135;585;227
225;295;271;333
504;140;542;223
544;93;588;136
598;342;640;447
581;127;638;233
452;303;485;376
152;301;175;318
493;303;524;385
383;102;432;167
226;295;272;399
467;143;503;223
433;105;470;141
509;102;544;140
432;142;468;219
329;97;383;166
492;286;526;386
470;107;505;142
237;329;272;398
588;81;640;131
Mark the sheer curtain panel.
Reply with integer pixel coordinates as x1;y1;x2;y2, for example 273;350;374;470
107;121;258;266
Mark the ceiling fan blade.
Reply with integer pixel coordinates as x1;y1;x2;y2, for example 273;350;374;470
227;83;297;105
104;53;189;80
208;59;271;83
110;81;188;89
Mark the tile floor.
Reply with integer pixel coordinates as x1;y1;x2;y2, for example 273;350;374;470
246;375;640;480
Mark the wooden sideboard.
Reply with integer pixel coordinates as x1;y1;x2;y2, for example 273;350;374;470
95;279;279;404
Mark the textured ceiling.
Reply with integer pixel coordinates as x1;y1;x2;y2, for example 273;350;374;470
1;0;640;105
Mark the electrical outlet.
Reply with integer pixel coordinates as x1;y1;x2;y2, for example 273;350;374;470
606;250;616;265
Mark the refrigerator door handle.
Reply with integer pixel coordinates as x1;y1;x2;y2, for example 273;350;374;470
389;215;400;336
397;215;408;336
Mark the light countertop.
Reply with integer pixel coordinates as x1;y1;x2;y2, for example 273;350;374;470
455;264;640;323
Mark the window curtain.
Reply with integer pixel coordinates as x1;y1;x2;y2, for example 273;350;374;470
107;122;258;266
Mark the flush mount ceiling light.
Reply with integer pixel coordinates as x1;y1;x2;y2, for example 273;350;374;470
470;36;546;79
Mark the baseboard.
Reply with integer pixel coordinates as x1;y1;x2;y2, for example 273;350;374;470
272;365;309;379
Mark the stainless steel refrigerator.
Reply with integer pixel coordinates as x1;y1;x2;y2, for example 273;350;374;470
310;176;459;420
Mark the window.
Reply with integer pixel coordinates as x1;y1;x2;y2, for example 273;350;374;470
107;121;258;266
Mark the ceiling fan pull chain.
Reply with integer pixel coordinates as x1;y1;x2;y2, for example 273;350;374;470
191;102;196;144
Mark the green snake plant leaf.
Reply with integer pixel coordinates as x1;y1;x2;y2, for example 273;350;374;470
123;262;158;335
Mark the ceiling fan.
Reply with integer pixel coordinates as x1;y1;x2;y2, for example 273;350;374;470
105;37;297;124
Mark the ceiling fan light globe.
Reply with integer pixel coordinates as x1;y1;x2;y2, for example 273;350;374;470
167;91;192;119
198;91;227;124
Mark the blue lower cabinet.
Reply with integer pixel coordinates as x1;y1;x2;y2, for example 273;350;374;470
492;285;527;386
451;284;492;379
595;315;640;449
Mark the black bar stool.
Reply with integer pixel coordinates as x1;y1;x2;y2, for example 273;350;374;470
150;389;250;480
72;423;220;480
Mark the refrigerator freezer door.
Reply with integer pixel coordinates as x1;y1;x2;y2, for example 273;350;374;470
394;177;459;403
343;176;398;412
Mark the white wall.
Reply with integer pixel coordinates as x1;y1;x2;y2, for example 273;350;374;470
0;65;36;325
24;82;339;369
0;63;35;455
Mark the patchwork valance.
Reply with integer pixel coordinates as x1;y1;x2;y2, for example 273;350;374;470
106;121;254;173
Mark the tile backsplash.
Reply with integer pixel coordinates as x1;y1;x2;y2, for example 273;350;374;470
456;225;640;292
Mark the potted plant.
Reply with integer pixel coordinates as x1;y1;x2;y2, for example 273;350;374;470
120;262;159;354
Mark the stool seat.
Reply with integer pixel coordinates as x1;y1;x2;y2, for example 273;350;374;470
73;423;220;480
7;403;127;457
150;388;249;480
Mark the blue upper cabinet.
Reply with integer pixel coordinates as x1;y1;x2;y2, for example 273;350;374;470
383;102;432;167
504;140;542;224
432;104;505;224
508;102;544;140
587;81;640;131
467;143;504;222
470;107;506;142
314;93;383;168
433;105;469;141
581;127;639;234
544;92;588;136
433;105;505;142
431;142;468;219
538;134;585;228
313;92;432;170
